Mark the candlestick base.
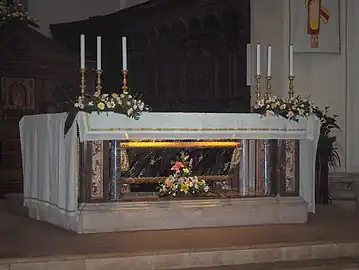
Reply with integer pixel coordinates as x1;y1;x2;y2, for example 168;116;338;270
288;75;295;99
122;69;128;94
95;69;103;96
255;75;262;101
265;76;272;99
80;68;87;96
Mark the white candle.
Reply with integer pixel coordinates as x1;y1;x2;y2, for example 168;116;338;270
97;36;101;70
267;45;272;77
289;44;294;76
122;37;127;70
80;34;85;69
246;44;252;86
256;43;260;76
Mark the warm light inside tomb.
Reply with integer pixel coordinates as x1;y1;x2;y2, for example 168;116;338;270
120;141;241;148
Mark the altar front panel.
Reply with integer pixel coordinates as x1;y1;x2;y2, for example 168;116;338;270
78;139;301;202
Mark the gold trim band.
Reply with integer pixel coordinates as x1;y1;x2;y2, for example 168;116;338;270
120;141;241;148
122;175;232;184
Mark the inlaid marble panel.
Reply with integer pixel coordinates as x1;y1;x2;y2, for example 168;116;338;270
91;141;104;199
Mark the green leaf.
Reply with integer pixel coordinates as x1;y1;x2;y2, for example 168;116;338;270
64;110;78;136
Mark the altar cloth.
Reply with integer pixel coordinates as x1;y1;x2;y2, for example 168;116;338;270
77;112;318;142
20;113;79;231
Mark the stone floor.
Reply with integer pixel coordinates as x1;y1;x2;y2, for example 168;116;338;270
0;201;359;269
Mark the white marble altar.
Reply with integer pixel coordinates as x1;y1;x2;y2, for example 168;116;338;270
20;112;320;233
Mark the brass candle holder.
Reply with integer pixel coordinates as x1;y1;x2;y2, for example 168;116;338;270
95;69;102;96
122;69;128;93
288;75;295;99
265;76;272;99
80;68;86;96
255;74;262;101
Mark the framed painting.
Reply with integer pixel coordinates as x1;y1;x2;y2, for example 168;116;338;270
1;77;35;110
290;0;340;54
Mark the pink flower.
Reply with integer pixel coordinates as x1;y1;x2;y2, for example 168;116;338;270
171;161;184;171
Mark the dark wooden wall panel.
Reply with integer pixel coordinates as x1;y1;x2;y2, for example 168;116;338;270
51;0;251;113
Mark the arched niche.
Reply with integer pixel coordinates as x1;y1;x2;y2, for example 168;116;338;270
203;13;220;34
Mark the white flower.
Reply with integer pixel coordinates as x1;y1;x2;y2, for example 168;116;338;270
258;99;265;107
287;111;294;118
266;110;274;117
127;108;133;115
127;101;131;106
204;186;209;192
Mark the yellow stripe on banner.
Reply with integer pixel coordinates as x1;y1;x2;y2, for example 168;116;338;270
320;7;330;23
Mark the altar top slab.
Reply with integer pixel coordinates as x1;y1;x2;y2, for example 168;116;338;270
76;112;319;141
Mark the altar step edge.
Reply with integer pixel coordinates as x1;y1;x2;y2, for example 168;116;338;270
1;241;358;270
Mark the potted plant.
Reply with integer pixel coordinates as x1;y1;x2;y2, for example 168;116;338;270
313;107;341;204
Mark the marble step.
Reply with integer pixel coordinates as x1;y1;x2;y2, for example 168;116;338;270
176;258;359;270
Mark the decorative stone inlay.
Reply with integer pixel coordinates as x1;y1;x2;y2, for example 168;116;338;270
284;140;298;193
91;140;104;199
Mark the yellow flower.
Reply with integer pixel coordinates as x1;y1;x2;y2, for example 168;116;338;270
112;93;119;99
97;102;105;110
180;183;189;193
183;168;190;174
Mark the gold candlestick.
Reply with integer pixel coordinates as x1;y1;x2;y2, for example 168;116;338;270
255;75;262;101
122;69;128;94
288;75;295;99
265;76;272;99
80;68;86;96
95;69;102;96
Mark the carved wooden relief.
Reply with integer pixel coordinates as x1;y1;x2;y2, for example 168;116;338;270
1;77;35;110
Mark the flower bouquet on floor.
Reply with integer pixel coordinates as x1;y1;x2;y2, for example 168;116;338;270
158;152;210;198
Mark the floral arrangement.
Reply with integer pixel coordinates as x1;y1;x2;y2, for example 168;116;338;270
74;91;148;119
64;91;150;135
158;152;210;197
0;1;39;28
252;95;315;121
251;94;341;170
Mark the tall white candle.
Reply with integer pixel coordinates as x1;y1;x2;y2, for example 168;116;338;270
97;36;101;70
267;45;272;77
256;43;260;76
122;37;127;70
246;44;252;86
80;34;85;69
289;44;294;76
